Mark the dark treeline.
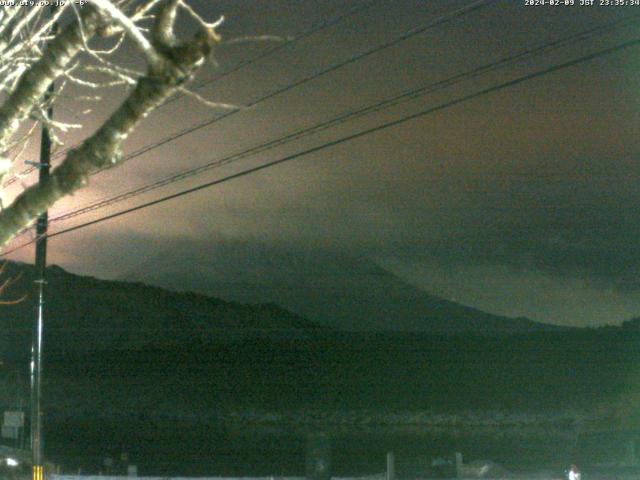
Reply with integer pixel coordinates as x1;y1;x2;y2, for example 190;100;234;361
42;328;640;413
29;329;638;475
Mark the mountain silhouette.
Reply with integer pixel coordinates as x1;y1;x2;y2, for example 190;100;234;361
0;261;326;360
120;241;562;333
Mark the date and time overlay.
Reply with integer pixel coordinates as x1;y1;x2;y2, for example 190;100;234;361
525;0;640;6
1;0;639;9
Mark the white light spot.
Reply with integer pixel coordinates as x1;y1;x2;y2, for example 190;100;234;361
0;157;11;174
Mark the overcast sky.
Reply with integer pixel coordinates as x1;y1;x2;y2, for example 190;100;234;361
4;0;640;328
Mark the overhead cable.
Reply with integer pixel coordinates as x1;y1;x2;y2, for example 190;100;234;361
50;13;640;224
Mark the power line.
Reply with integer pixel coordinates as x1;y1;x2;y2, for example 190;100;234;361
10;0;492;196
3;18;637;257
1;0;379;188
3;35;633;254
41;0;499;221
163;0;380;107
100;0;492;169
49;13;640;224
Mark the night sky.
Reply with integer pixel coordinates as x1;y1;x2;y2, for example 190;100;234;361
3;0;640;328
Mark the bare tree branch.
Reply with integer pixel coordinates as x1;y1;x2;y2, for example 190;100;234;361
0;262;26;304
0;6;107;162
0;0;220;246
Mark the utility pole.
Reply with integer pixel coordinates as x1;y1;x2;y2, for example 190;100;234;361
30;49;54;480
31;106;51;480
